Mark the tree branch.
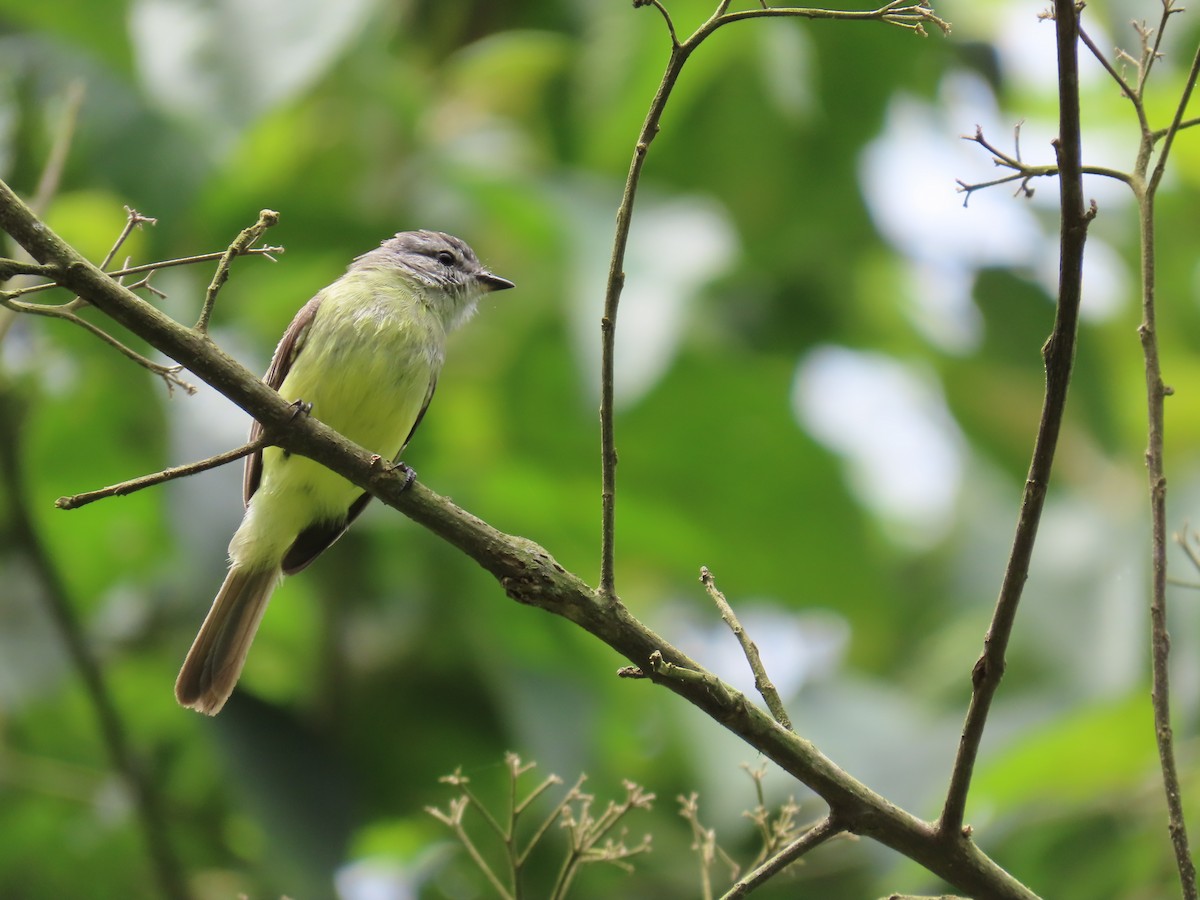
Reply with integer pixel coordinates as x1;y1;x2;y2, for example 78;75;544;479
719;815;843;899
55;436;270;510
0;174;1038;899
700;566;792;730
939;0;1093;838
1134;27;1200;900
195;208;280;333
599;0;948;597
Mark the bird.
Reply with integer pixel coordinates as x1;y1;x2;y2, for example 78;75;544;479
175;230;513;715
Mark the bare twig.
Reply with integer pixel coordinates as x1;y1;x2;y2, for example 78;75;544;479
0;293;195;394
940;0;1093;838
599;0;950;599
700;566;792;730
430;758;651;900
1137;1;1184;95
100;208;158;272
551;778;654;900
3;246;283;302
55;436;270;510
1135;30;1200;900
1078;25;1141;108
1175;527;1200;576
2;211;283;395
195;208;280;333
955;125;1131;206
679;792;739;900
715;2;950;36
720;815;844;899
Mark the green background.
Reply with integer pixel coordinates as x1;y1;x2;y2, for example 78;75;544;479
2;0;1200;897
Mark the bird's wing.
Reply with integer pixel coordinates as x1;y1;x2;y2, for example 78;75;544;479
398;374;437;460
243;294;322;506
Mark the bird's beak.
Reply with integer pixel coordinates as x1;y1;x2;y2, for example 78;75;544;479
477;270;515;292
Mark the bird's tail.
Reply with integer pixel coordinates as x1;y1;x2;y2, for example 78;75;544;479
175;566;281;715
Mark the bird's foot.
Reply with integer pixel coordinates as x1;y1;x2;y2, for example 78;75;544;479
289;399;313;420
393;461;417;491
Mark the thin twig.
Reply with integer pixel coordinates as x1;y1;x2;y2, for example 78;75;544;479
679;792;722;900
599;0;950;600
1149;116;1200;143
719;815;843;899
1147;35;1200;195
196;209;280;333
0;294;195;394
714;2;950;36
516;774;578;867
1175;527;1200;575
2;245;284;302
956;125;1132;206
1138;1;1184;95
1134;28;1200;900
1078;25;1142;109
940;0;1093;838
700;566;792;730
55;436;269;510
99;208;158;272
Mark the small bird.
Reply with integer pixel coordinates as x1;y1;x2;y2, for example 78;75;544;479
175;230;513;715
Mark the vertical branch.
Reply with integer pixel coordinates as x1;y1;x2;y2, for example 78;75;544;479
1138;189;1199;900
939;0;1092;836
599;24;691;600
1137;37;1200;900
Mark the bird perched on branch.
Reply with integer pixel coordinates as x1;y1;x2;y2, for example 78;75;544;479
176;230;513;715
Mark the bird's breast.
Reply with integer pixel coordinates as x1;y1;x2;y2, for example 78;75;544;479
277;280;445;458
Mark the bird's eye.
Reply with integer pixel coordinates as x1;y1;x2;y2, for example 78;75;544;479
436;250;456;266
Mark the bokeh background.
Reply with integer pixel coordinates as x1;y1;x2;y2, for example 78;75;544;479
2;1;1200;897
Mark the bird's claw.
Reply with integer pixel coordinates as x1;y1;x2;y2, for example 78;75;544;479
394;461;417;491
289;399;313;420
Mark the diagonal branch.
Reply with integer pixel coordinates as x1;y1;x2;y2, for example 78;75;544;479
939;0;1093;838
718;815;843;899
55;436;270;510
700;566;792;730
0;292;196;394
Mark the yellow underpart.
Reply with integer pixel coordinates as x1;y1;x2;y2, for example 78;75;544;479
230;268;445;568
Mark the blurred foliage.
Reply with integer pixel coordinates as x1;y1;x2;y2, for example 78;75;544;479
1;0;1199;898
